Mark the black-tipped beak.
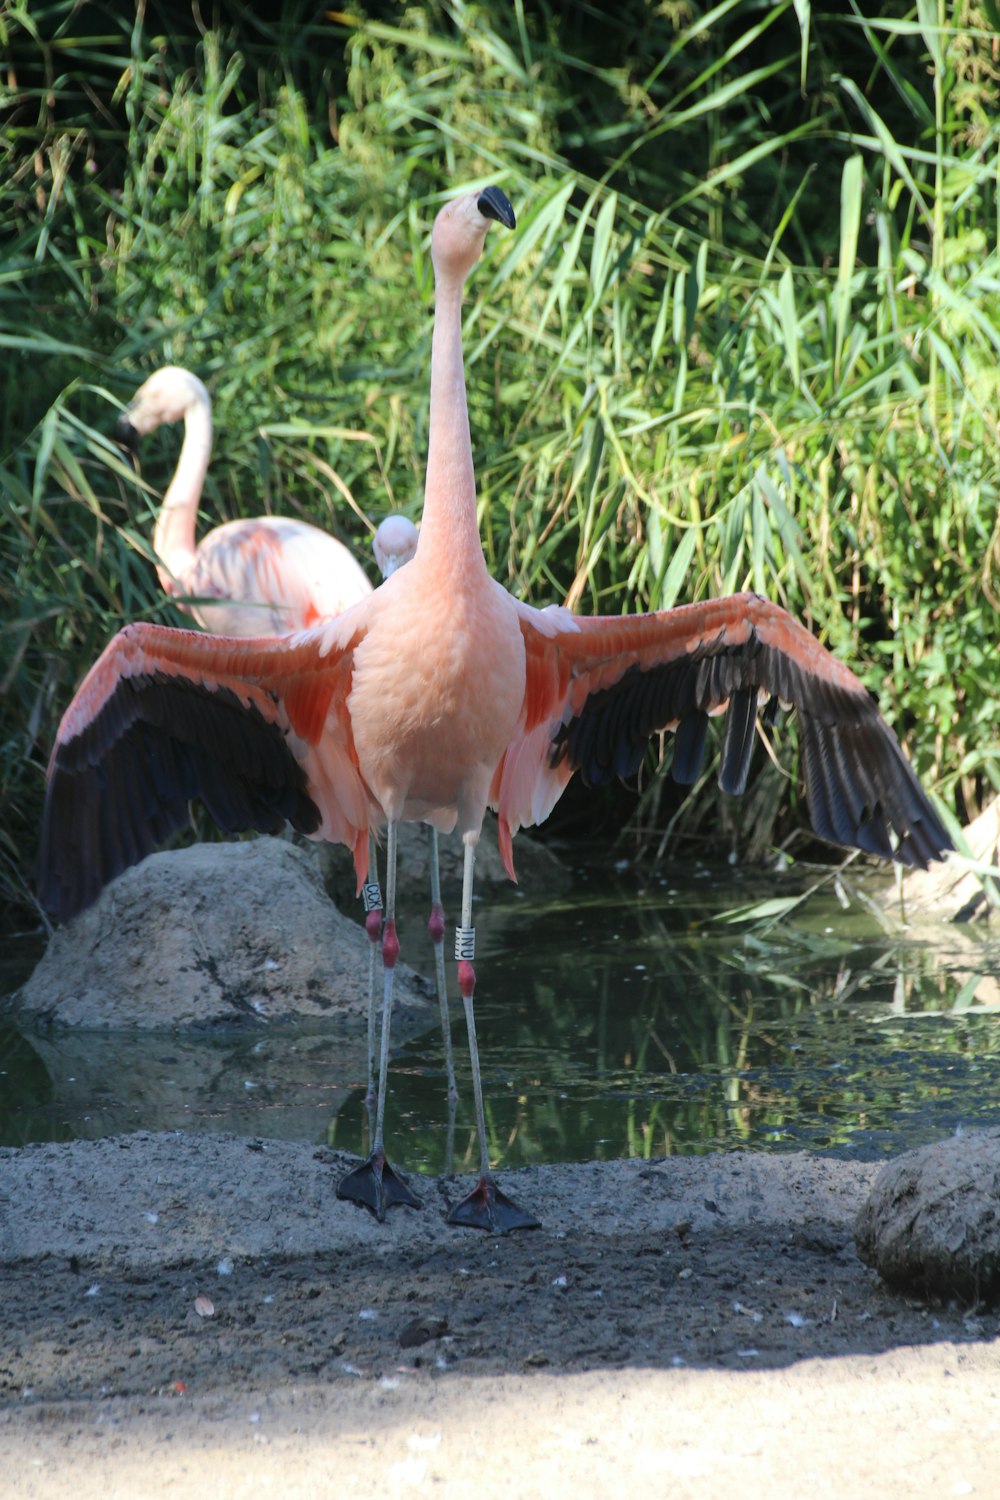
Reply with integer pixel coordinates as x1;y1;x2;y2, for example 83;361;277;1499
115;411;140;453
477;185;516;230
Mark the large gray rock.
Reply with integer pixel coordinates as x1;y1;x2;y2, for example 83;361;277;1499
855;1129;1000;1304
15;837;431;1030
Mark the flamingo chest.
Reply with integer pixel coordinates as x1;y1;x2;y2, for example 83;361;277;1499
347;583;525;822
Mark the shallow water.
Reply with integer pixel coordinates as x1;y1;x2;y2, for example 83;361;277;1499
3;855;1000;1178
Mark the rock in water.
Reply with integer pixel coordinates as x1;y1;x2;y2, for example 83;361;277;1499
16;836;431;1030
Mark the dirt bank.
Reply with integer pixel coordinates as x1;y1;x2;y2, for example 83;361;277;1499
1;1134;998;1498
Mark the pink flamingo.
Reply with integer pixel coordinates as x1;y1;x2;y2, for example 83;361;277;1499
40;185;951;1233
117;365;374;633
372;513;420;580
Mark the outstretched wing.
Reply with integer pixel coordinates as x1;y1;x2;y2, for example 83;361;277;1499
492;593;951;876
39;614;377;925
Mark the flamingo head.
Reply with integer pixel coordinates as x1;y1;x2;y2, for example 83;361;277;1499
116;366;210;449
372;514;420;579
431;185;516;282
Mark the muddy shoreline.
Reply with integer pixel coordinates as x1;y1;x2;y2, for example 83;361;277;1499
2;1133;999;1497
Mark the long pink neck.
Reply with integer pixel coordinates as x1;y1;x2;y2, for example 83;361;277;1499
152;394;212;589
416;271;486;578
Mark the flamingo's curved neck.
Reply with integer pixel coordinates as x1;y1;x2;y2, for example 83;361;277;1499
152;392;212;590
417;274;485;578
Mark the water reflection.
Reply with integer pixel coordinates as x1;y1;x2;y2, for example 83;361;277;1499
3;858;1000;1173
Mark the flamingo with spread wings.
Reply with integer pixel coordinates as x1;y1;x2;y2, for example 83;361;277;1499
40;185;951;1233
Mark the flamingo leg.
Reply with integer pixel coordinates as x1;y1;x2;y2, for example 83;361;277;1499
445;835;539;1234
428;826;458;1172
337;821;421;1220
363;831;382;1113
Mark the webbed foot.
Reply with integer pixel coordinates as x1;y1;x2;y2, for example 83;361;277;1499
446;1174;540;1233
337;1150;421;1221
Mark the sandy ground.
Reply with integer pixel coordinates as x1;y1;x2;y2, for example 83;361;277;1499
2;1134;999;1499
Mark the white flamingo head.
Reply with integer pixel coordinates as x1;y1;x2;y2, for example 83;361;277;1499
431;185;516;281
117;366;209;447
372;514;419;579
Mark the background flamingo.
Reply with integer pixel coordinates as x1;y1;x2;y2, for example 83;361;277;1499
41;185;951;1234
373;514;420;579
118;365;373;633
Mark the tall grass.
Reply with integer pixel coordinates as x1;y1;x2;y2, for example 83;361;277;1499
2;1;999;926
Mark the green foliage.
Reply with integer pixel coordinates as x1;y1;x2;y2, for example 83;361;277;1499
2;0;999;924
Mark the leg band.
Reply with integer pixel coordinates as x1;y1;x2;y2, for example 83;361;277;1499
455;925;476;961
